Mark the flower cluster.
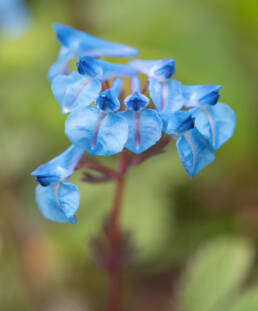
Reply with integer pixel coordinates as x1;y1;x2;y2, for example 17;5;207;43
31;24;235;223
0;0;29;37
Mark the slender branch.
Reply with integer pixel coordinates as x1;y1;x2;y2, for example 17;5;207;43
107;149;128;311
76;161;118;178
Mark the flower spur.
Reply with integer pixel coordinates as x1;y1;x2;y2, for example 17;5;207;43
48;23;139;82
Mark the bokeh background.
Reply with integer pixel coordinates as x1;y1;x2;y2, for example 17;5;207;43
1;0;258;310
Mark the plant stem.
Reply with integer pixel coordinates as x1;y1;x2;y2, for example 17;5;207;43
107;149;128;311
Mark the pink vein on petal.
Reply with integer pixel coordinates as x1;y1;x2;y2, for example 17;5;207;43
184;133;196;174
134;111;141;150
202;107;215;147
161;83;167;111
91;112;107;150
63;78;90;113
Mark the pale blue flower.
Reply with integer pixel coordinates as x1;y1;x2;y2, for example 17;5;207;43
48;23;139;81
65;78;128;156
121;76;163;154
31;145;84;186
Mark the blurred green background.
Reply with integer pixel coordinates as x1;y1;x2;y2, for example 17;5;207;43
1;0;258;310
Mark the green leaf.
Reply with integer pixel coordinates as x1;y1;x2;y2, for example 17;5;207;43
225;286;258;311
179;236;255;311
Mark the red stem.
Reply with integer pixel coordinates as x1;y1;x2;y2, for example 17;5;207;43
107;149;128;311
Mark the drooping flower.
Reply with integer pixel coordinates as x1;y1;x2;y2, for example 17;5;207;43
48;23;139;81
65;78;128;156
121;76;163;154
31;145;84;223
178;84;236;150
0;0;29;37
31;145;84;186
162;110;215;177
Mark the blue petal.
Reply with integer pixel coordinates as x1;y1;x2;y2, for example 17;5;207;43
77;56;137;81
149;79;184;113
192;103;236;150
129;58;176;81
48;47;73;82
176;128;215;178
124;92;149;111
121;109;162;154
65;106;128;156
161;110;193;136
182;84;222;108
31;145;84;186
35;182;80;224
96;78;123;112
51;71;101;114
53;23;139;58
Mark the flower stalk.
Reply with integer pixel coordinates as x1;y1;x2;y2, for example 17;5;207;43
107;149;128;311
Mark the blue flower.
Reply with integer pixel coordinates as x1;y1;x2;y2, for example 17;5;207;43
65;78;128;156
53;23;139;58
31;145;83;223
161;110;215;177
31;145;84;186
0;0;29;37
48;23;139;81
181;84;222;108
149;81;221;113
129;59;183;113
35;182;80;224
129;58;176;82
77;56;137;81
51;71;102;114
121;76;163;154
170;83;235;150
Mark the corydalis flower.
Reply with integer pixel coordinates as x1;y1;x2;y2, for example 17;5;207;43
65;78;128;156
162;111;215;177
31;145;84;223
121;76;162;154
157;81;235;151
31;145;84;186
48;23;139;81
130;58;182;113
129;58;176;82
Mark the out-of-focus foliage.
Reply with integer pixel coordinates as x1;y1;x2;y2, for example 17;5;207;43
0;0;258;310
179;237;255;311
